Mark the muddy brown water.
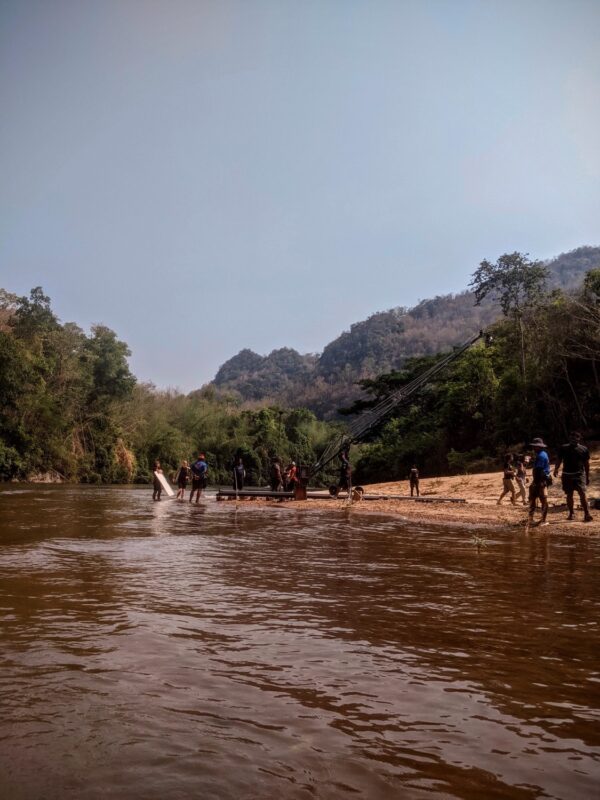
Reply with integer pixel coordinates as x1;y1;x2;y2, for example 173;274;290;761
0;486;599;800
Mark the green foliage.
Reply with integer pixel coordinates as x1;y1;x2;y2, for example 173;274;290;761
211;247;599;418
2;253;598;488
0;288;337;485
214;347;317;401
353;269;600;483
0;289;136;482
0;439;24;480
470;252;548;316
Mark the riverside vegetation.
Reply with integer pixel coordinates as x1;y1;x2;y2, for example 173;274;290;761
0;247;598;486
0;289;334;485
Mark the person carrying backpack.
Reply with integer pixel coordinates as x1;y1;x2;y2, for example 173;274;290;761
190;453;208;504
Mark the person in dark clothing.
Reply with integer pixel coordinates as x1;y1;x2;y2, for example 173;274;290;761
175;459;190;501
554;432;593;522
190;453;208;504
338;449;351;493
270;458;283;492
233;456;245;492
528;438;551;526
152;460;163;501
409;465;420;497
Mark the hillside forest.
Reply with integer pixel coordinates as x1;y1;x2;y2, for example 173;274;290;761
214;246;600;416
0;246;598;486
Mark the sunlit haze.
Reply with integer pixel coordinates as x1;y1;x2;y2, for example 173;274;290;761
1;0;599;390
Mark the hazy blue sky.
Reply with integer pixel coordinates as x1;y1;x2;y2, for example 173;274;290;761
1;0;599;390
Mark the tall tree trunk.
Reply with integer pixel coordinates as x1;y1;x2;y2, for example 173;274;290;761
563;363;587;427
517;312;526;380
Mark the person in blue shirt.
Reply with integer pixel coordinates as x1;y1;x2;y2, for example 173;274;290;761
190;453;208;504
528;438;551;526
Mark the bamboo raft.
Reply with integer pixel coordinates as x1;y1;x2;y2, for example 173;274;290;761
216;488;466;504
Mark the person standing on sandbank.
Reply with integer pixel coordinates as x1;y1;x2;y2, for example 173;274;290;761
497;455;517;505
553;431;593;523
528;438;551;526
409;465;420;497
515;455;528;505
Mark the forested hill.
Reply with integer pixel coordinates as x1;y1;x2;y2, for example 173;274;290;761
213;348;318;402
212;246;600;416
1;249;598;484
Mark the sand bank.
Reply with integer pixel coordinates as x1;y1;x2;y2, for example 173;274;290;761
232;450;600;537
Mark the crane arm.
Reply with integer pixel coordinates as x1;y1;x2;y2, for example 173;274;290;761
311;330;485;475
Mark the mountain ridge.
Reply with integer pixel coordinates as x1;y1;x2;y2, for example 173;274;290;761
212;246;600;417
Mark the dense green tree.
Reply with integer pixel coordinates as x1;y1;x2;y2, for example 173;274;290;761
351;270;599;482
470;252;548;380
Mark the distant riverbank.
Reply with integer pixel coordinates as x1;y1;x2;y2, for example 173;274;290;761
10;449;600;538
229;448;600;538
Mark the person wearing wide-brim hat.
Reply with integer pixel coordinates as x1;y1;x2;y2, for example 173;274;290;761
528;437;551;526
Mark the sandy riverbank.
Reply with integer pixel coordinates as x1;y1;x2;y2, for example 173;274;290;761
233;449;600;537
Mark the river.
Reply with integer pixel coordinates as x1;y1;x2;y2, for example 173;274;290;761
0;486;599;799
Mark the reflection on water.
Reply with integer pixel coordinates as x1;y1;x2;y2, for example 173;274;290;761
0;486;599;799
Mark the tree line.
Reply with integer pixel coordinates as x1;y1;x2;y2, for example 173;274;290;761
1;251;598;487
0;288;338;485
212;246;600;417
349;255;600;483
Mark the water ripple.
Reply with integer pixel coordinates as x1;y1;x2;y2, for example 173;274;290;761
0;485;599;799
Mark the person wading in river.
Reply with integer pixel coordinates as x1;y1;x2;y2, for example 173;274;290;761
528;438;551;526
152;460;163;502
175;459;190;501
190;453;208;504
233;456;245;493
553;431;593;522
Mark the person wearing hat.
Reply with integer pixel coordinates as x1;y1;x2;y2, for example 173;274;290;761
528;438;551;526
284;461;297;491
553;431;593;523
190;452;208;504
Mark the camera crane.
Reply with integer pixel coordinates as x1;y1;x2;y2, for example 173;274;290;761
296;330;487;495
